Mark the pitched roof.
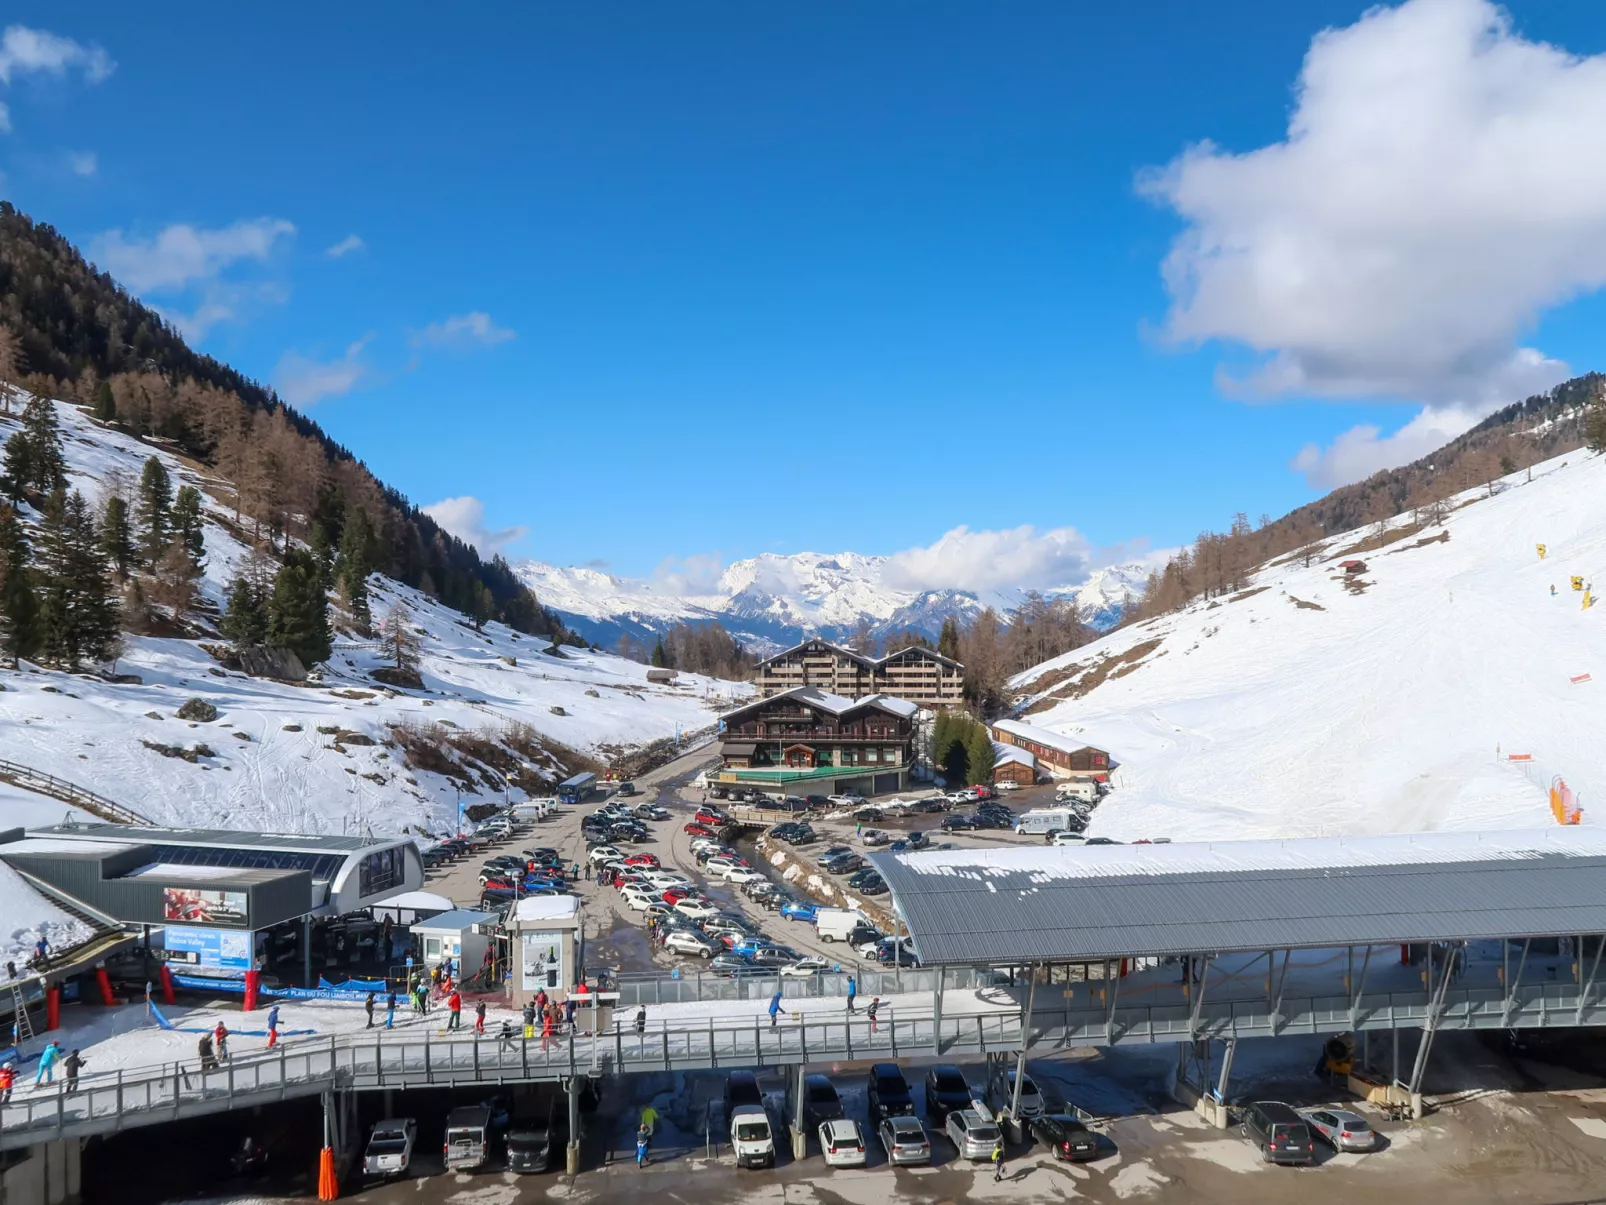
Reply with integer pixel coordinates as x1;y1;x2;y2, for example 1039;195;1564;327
991;718;1105;758
754;638;963;672
718;686;921;725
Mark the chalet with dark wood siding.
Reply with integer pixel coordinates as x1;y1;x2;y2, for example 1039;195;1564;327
717;687;920;797
751;639;963;707
991;718;1111;779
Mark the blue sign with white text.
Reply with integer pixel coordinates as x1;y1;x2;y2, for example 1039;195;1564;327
164;925;251;970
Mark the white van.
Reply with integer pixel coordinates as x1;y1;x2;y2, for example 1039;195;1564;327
1015;807;1080;835
730;1104;776;1168
1055;780;1098;804
816;908;872;943
516;798;558;820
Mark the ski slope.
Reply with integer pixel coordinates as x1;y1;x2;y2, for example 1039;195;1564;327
0;399;749;839
1010;451;1606;843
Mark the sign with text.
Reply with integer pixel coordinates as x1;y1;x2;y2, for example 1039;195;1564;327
163;887;247;925
164;926;252;971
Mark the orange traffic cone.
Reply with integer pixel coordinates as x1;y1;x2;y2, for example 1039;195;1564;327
317;1146;339;1200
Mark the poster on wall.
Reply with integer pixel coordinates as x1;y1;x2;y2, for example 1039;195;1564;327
163;926;252;971
521;932;562;991
163;887;248;925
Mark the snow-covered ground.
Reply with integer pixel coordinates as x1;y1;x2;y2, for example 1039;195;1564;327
0;858;91;967
1010;450;1606;843
0;399;749;838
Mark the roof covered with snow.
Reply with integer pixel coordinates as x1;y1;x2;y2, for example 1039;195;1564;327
513;895;580;924
719;686;924;724
871;828;1606;963
991;741;1036;769
991;718;1103;757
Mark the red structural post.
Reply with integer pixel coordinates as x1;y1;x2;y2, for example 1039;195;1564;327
45;985;60;1031
159;962;177;1005
95;967;115;1006
243;968;260;1013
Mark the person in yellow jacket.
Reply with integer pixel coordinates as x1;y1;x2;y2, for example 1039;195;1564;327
991;1139;1005;1182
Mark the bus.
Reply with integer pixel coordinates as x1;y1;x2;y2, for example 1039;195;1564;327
557;772;598;804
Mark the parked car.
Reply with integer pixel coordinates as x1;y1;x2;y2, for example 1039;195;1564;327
710;953;756;976
868;1063;915;1123
946;1109;1003;1161
1239;1101;1315;1165
781;955;830;977
857;877;889;896
1050;831;1087;846
505;1119;558;1174
749;945;802;967
819;851;863;875
684;823;716;838
442;1105;493;1172
730;1105;776;1169
1030;1113;1099;1162
1302;1108;1376;1152
987;1066;1046;1119
852;805;882;821
800;1073;844;1128
860;828;891;846
873;1115;929;1168
664;928;719;958
724;1070;764;1114
819;1118;867;1167
995;780;1020;791
781;901;820;924
362;1118;417;1178
924;1065;973;1122
941;815;980;831
615;781;636;796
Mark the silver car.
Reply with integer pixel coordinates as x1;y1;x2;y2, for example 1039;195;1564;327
946;1109;1002;1161
1302;1108;1377;1152
878;1114;931;1165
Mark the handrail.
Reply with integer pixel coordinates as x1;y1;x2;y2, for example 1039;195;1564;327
0;757;152;826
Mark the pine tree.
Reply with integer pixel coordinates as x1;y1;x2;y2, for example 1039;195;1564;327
267;548;331;667
220;576;269;648
36;487;119;669
171;485;206;568
99;495;135;579
335;507;372;631
378;600;422;671
0;504;40;666
1587;393;1606;455
650;637;668;668
0;326;25;416
136;456;173;565
20;396;65;493
92;380;117;424
472;583;495;633
964;724;996;787
0;433;29;505
937;615;962;663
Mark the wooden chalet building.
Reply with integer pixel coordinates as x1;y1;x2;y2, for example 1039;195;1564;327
991;718;1111;780
716;687;920;797
989;741;1039;787
752;638;963;707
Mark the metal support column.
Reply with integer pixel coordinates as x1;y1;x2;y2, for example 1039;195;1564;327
303;916;313;988
1009;965;1038;1128
1104;962;1122;1044
932;973;945;1055
1578;935;1606;1025
1270;951;1291;1035
1503;938;1531;1026
1349;945;1373;1029
566;1076;582;1175
1188;957;1213;1037
792;1062;808;1160
1215;1038;1237;1102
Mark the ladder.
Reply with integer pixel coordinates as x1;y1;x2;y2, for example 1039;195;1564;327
9;979;36;1047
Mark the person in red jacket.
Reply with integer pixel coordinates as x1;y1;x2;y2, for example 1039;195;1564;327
446;989;463;1030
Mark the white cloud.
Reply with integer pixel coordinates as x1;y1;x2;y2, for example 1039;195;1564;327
1143;0;1606;470
651;554;727;596
883;525;1095;594
274;339;369;408
67;150;95;177
422;496;528;556
0;25;114;86
1290;404;1488;490
325;234;364;258
92;218;294;293
0;102;10;134
410;311;516;350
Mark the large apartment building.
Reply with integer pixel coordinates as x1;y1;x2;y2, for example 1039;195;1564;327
752;638;963;707
716;687;920;796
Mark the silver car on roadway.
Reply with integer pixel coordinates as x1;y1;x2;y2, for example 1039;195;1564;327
1302;1108;1377;1152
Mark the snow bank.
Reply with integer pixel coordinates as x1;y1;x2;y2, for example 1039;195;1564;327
0;862;91;966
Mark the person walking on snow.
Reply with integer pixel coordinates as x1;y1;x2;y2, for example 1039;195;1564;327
540;1009;555;1052
266;1004;281;1048
34;1040;60;1087
475;1000;487;1035
446;989;463;1030
198;1034;218;1071
563;997;576;1033
867;997;881;1033
63;1049;86;1093
0;1061;15;1105
769;991;782;1028
522;1001;537;1040
364;992;376;1029
991;1139;1005;1182
634;1006;646;1035
636;1122;652;1168
385;991;397;1029
214;1021;230;1061
846;975;857;1013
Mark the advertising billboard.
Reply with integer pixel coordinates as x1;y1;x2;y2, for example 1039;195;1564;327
521;931;562;991
163;887;247;925
163;926;252;971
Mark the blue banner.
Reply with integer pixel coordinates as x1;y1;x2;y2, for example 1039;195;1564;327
169;973;372;1002
164;926;252;970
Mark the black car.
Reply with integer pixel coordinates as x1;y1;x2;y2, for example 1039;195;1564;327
867;1063;915;1123
941;815;980;831
845;867;882;888
924;1065;972;1122
858;877;889;896
779;827;817;846
479;887;517;908
723;1070;764;1117
821;853;864;875
804;795;831;809
799;1073;844;1128
1030;1114;1100;1162
1239;1101;1313;1165
506;1124;555;1173
854;806;884;822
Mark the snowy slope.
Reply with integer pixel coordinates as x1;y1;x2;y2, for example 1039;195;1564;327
1008;451;1606;843
519;551;1151;653
0;399;749;838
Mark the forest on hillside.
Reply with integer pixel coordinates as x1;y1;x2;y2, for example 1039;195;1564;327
0;203;561;638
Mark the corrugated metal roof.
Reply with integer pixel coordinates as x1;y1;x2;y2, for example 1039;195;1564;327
27;823;395;853
870;829;1606;964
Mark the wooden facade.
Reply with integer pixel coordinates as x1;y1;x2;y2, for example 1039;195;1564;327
991;719;1110;779
752;639;963;707
717;688;918;796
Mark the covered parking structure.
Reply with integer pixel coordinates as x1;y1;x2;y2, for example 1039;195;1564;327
870;828;1606;1118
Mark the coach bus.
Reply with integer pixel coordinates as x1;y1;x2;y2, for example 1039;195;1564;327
557;772;598;804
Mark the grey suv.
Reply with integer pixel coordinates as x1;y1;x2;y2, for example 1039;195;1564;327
1240;1100;1313;1165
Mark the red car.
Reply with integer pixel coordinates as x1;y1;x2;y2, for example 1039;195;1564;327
662;886;705;905
481;877;517;892
624;853;661;869
684;823;716;838
695;810;728;826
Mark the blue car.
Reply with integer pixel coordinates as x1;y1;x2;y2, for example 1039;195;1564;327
730;934;772;956
781;901;820;924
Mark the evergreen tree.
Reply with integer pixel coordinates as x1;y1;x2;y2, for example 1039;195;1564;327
472;583;495;632
334;507;372;630
937;615;962;663
932;711;956;780
0;433;29;505
650;636;668;668
964;724;996;787
267;548;331;667
378;600;422;671
1588;392;1606;455
92;380;117;424
136;456;173;565
171;485;206;568
20;395;66;493
219;575;269;648
0;504;40;666
35;487;119;669
99;494;135;579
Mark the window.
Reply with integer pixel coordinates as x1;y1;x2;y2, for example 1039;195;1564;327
864;748;879;764
359;847;406;896
882;748;900;763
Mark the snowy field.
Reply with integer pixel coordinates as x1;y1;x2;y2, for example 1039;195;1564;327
0;400;749;838
1010;450;1606;842
0;857;90;968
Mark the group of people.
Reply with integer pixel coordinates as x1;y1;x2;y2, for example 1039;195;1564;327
1;1041;88;1097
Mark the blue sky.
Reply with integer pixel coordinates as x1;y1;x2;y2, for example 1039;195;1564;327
4;1;1606;592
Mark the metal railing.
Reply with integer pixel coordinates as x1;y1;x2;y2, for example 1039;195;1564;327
0;757;152;826
5;977;1604;1148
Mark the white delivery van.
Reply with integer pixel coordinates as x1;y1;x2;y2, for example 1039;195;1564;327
1015;807;1080;835
1055;780;1098;804
516;798;558;820
816;907;873;944
730;1104;776;1168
